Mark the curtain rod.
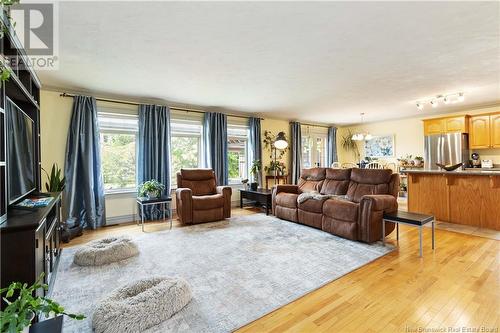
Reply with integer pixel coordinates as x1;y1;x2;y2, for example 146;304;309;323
291;121;332;129
59;93;263;120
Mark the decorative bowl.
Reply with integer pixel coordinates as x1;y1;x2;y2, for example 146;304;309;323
436;163;463;171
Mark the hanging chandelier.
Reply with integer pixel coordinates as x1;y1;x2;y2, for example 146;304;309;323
351;113;372;141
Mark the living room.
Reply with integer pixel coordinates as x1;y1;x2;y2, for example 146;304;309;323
1;1;499;333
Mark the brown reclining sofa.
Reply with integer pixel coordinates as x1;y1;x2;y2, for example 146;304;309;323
272;167;399;243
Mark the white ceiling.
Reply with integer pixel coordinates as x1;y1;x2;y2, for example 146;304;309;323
40;1;500;125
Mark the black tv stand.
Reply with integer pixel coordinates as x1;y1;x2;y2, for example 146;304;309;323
1;192;62;303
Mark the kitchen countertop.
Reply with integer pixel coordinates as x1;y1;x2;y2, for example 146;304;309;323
401;169;500;176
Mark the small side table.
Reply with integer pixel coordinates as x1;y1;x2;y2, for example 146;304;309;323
136;196;172;232
30;316;63;333
265;174;288;189
240;189;272;215
382;211;435;257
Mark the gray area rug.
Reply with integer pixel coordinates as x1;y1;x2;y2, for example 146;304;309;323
51;214;394;332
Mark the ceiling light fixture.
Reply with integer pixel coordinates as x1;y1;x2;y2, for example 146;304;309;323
351;113;372;141
416;92;465;110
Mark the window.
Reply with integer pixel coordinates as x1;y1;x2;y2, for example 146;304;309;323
301;127;327;168
170;117;202;187
227;121;249;184
98;113;138;193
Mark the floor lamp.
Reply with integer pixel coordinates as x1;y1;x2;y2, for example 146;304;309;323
273;132;289;185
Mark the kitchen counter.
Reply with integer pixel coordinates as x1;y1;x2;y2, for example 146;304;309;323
406;171;500;231
402;169;500;176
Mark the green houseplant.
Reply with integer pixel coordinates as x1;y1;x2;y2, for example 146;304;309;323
0;274;85;333
138;179;165;199
1;0;20;86
42;164;66;192
249;160;261;190
340;130;360;161
414;156;424;167
264;160;286;175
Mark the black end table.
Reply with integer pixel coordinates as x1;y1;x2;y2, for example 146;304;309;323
136;196;172;232
30;316;63;333
240;189;272;215
382;211;435;257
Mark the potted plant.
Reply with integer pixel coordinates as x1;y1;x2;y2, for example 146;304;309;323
340;130;360;161
138;179;165;199
0;274;85;333
399;182;408;198
42;163;66;192
249;160;261;191
414;156;424;167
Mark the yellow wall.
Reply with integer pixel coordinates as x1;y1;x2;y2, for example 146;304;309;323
337;105;500;165
259;118;290;188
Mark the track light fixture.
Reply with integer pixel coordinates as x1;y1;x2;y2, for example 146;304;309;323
416;92;465;111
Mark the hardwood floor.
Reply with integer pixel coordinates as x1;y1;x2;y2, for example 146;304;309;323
63;208;499;333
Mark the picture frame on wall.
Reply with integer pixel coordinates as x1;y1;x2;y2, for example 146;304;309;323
364;135;395;157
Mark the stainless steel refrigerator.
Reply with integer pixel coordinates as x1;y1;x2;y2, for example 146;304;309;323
424;133;469;170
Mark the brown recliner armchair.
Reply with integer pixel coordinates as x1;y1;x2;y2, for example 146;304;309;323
176;169;232;224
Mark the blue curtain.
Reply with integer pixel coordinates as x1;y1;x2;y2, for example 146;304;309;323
203;112;228;186
64;96;106;230
138;104;171;220
248;117;262;186
327;127;338;166
290;122;302;185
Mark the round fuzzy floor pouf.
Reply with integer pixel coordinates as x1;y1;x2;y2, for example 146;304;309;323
92;276;192;333
73;236;139;266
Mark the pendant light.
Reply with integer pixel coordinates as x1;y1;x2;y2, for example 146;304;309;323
351;113;372;141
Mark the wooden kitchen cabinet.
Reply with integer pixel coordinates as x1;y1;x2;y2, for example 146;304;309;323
423;118;444;135
445;116;468;133
423;116;468;135
491;113;500;148
469;115;491;149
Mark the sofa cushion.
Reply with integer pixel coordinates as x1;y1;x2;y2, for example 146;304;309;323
275;193;299;209
350;168;392;184
298;168;326;192
192;194;224;210
323;198;359;222
320;169;351;195
346;169;392;203
182;179;216;196
298;198;326;213
178;169;217;196
181;168;214;180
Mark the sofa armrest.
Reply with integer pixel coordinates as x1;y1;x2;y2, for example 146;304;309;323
274;184;300;195
176;188;193;224
358;195;398;243
272;184;300;215
217;186;232;218
361;194;398;212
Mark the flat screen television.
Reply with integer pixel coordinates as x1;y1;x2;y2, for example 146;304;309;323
6;98;36;204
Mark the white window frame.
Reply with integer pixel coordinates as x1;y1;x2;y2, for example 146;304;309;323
301;126;328;168
98;112;139;195
227;121;249;185
170;115;203;188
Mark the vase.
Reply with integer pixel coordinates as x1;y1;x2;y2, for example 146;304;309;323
22;311;35;333
147;191;160;199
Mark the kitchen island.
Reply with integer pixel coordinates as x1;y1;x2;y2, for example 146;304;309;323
404;169;500;230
